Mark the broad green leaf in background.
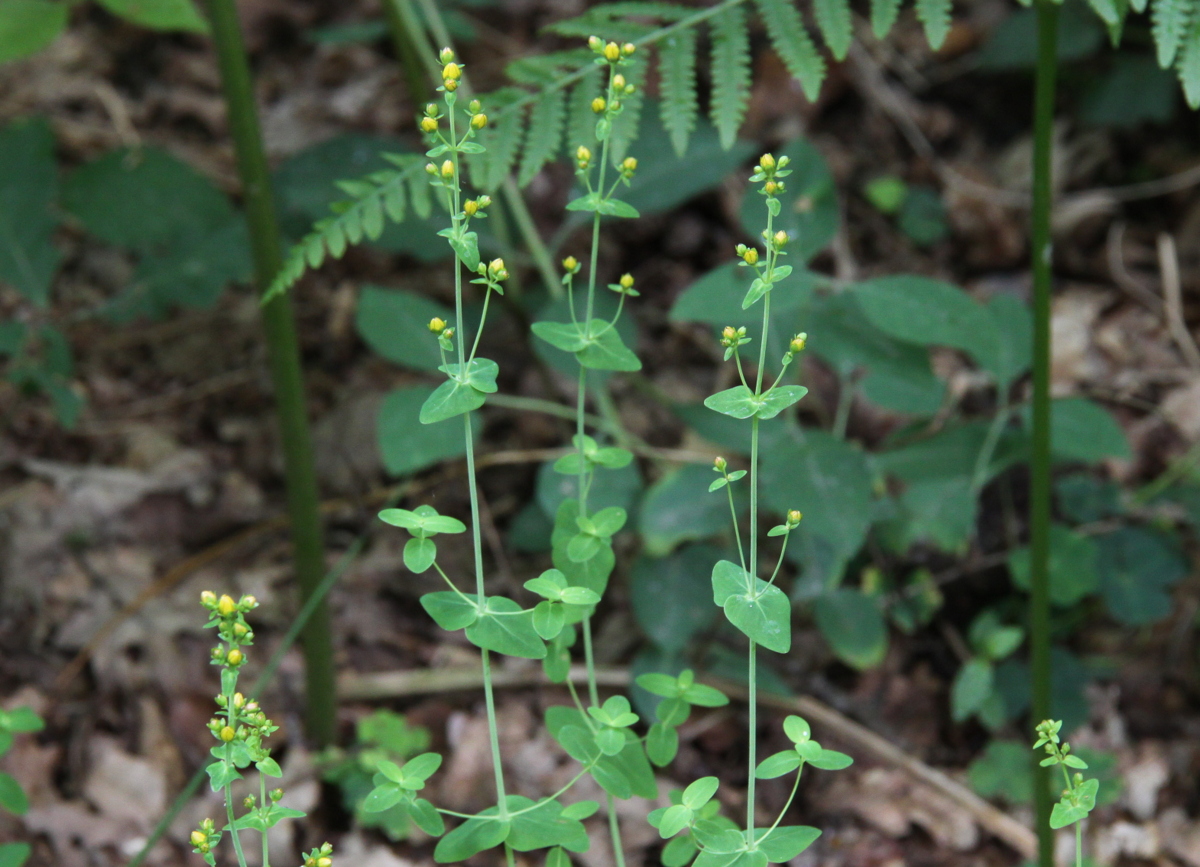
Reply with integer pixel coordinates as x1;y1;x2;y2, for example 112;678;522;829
755;825;822;862
671;260;815;332
812;589;887;669
377;385;470;476
96;0;208;31
951;658;994;721
896;186;949;246
1056;473;1123;523
356;285;452;372
0;842;31;867
978;2;1105;69
1082;54;1178;127
760;430;874;580
974;293;1033;386
536;459;643;519
0;117;60;306
0;771;27;814
1008;523;1099;606
739;138;839;263
419;377;487;424
1095;526;1188;625
434;813;511;863
893;475;977;552
1018;397;1130;462
0;0;67;63
852;275;996;362
639;466;735;555
876;419;1026;485
630;546;721;652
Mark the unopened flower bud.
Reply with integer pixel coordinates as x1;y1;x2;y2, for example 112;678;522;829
773;230;788;248
742;247;759;265
464;200;478;217
562;256;578;272
471;113;487;130
714;456;727;472
619;273;634;290
191;830;207;848
722;326;737;341
612;74;626;91
424;103;439;117
220;725;236;742
200;590;216;607
217;594;236;617
271;788;283;802
439;47;455;64
603;42;621;62
226;649;244;666
442;62;461;81
621;156;637;174
318;859;332;867
444;79;458;92
789;333;807;354
240;595;256;609
588;35;602;51
428;318;446;334
622;42;636;56
425;162;438;175
476;195;491;209
232;692;246;708
440;160;455;179
764;180;779;196
759;153;775;172
468;99;481;113
576;145;591;167
488;258;508;280
442;328;455;340
420;116;438;133
591;97;607;114
787;509;803;526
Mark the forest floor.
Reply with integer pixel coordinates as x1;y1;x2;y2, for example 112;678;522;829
4;1;1200;866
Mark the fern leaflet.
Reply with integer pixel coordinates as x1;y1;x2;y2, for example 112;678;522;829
1179;11;1200;107
659;28;698;157
915;0;953;49
518;88;566;186
1085;0;1122;26
709;5;752;150
265;158;423;300
1153;0;1192;66
469;89;527;193
814;0;853;60
565;70;604;156
608;53;648;164
753;0;826;102
1131;0;1148;15
870;0;903;39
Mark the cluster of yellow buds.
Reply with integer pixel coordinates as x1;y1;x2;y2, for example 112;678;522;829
440;47;461;92
786;509;803;528
463;194;491;218
189;818;217;855
485;258;509;282
618;156;638;181
735;243;759;266
752;152;792;197
576;146;592;171
429;317;455;345
302;842;334;867
720;325;748;349
611;73;636;97
468;98;487;130
588;36;636;63
788;332;807;355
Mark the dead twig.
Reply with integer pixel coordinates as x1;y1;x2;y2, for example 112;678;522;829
340;665;1037;859
1157;233;1200;371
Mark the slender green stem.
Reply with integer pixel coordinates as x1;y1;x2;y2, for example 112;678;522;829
582;617;601;707
1030;4;1059;867
480;648;509;815
972;402;1011;493
382;0;429;104
832;376;854;440
726;483;747;574
609;798;628;867
502;176;562;299
505;842;517;867
1076;821;1082;867
765;533;791;588
224;772;249;867
761;766;804;841
260;776;270;867
206;0;333;748
745;639;758;841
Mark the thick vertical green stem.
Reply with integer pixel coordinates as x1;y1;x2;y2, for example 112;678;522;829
1030;4;1059;866
382;0;429;104
206;0;334;748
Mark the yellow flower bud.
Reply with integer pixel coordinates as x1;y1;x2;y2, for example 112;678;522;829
425;162;438;175
619;273;634;289
562;256;578;272
444;79;458;92
419;116;438;133
603;42;621;62
743;247;759;265
317;859;332;867
759;153;776;171
621;156;637;173
591;97;607;114
220;725;236;742
622;42;636;56
232;622;248;637
226;648;244;666
764;180;779;196
442;62;461;81
612;74;626;91
217;594;236;617
200;590;216;606
428;317;446;333
440;160;455;179
576;145;591;163
191;830;207;848
773;230;788;248
722;326;737;341
232;692;245;708
714;456;727;471
471;113;487;130
240;595;256;609
424;103;439;117
787;509;803;525
489;257;506;274
464;200;478;217
789;333;807;354
439;47;455;64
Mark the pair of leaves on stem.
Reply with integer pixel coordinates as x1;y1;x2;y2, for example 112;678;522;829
547;706;659;802
379;504;467;574
705;385;808;421
362;752;445;837
437;224;480;273
552;433;633;475
712;560;791;654
420;357;499;424
754;715;853;778
742;265;794;310
637;669;730;767
532;319;641;372
552;500;618;596
433;795;595;863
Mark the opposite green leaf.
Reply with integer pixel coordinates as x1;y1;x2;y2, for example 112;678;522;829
96;0;208;31
0;0;66;63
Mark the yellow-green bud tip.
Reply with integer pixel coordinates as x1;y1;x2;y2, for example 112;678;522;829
191;831;207;847
621;156;637;173
619;273;634;289
773;230;788;247
200;590;216;606
419;116;438;133
622;42;636;56
442;62;461;81
464;200;478;216
759;153;776;171
789;333;807;353
226;648;244;666
742;248;759;265
787;510;802;525
471;113;487;130
603;42;621;62
562;256;578;272
217;594;236;617
439;47;455;64
428;317;446;333
440;160;455;179
722;326;737;340
220;725;236;742
591;97;607;114
714;456;727;471
612;74;626;90
588;35;602;51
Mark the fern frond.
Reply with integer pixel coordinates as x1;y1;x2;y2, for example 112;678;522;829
709;6;752;150
1130;0;1148;15
609;53;648;163
1179;11;1200;107
469;88;527;193
518;88;567;185
1153;0;1192;66
814;0;853;60
752;0;826;102
1086;0;1122;26
870;0;903;39
565;69;603;155
506;49;592;86
659;28;698;157
545;2;686;41
915;0;953;48
265;158;423;300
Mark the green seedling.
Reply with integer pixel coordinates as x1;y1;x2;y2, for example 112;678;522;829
1034;719;1100;867
0;705;44;867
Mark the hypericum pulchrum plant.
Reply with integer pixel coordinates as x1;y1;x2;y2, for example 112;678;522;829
1033;719;1099;867
643;155;853;866
193;591;332;867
